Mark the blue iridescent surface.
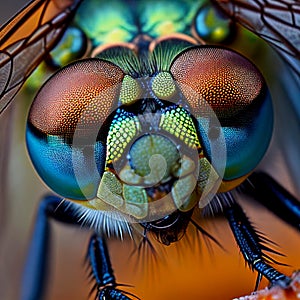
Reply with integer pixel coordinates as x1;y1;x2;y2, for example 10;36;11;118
222;93;273;180
26;126;105;200
198;91;273;181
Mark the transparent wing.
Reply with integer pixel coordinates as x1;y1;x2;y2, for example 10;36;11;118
0;0;83;114
212;0;300;78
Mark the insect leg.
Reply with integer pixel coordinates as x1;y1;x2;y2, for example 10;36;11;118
21;195;64;300
21;195;137;300
88;234;137;300
244;172;300;230
20;195;84;300
222;193;291;289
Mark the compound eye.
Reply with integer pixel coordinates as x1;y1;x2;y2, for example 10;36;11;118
170;47;264;119
29;59;124;136
170;47;273;185
26;59;125;200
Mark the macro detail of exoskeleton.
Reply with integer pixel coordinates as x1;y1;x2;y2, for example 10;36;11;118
0;1;299;299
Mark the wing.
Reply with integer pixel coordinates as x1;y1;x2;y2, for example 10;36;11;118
212;0;300;78
0;0;83;114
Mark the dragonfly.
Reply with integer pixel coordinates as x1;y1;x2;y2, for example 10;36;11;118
0;1;299;299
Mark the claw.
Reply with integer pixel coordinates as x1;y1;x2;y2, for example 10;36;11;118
98;285;140;300
234;271;300;300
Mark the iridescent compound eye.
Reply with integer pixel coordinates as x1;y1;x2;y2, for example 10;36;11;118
26;45;273;219
170;46;273;190
26;59;125;200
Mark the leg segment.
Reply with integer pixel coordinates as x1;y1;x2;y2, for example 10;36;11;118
88;234;137;299
221;192;291;288
21;195;136;300
21;195;62;300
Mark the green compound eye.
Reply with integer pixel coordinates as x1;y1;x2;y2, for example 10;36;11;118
106;108;141;164
159;106;201;150
120;75;141;105
151;72;176;100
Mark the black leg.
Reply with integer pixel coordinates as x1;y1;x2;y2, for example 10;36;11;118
221;192;292;289
88;234;138;300
21;195;67;300
20;195;137;300
20;196;83;300
243;172;300;230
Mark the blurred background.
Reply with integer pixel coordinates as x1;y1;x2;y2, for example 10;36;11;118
0;1;299;300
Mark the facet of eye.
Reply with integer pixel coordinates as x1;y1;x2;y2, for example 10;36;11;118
119;75;142;105
151;72;176;100
159;105;201;150
26;126;106;200
28;58;124;136
193;4;234;44
170;46;273;184
170;47;264;119
26;58;125;200
106;108;141;164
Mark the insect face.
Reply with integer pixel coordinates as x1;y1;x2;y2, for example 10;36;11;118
26;38;273;235
1;1;299;299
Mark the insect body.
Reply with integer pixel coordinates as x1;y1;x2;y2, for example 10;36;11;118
0;1;299;299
